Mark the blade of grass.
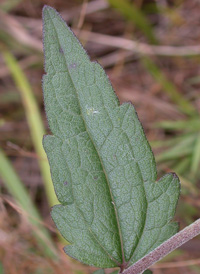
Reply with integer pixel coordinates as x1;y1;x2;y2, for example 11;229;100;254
156;134;196;162
156;146;191;162
174;157;191;174
0;148;57;258
176;174;197;195
190;133;200;179
156;147;191;162
154;119;200;131
0;0;23;12
1;48;58;207
142;57;197;117
107;0;157;44
151;133;193;149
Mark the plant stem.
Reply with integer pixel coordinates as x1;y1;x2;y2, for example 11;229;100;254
123;218;200;274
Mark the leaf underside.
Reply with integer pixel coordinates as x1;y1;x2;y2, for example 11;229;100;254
42;6;180;270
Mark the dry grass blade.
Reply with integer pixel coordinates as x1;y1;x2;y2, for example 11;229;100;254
1;10;200;57
0;10;42;51
78;30;200;56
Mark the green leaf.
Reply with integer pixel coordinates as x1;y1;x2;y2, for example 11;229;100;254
42;6;180;270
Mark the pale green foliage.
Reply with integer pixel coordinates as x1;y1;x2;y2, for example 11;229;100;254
42;6;180;271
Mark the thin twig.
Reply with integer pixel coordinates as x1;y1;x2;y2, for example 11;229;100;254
78;30;200;56
123;218;200;274
77;0;89;30
62;0;108;22
1;9;200;56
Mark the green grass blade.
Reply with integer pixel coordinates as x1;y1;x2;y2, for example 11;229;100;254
151;134;190;149
0;0;23;12
154;119;200;131
174;157;191;175
0;148;57;258
142;57;197;117
156;134;196;162
1;49;58;207
107;0;157;44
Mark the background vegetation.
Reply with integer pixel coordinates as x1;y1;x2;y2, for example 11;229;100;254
0;0;199;273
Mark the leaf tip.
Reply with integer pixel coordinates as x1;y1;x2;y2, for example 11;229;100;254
170;172;181;189
171;172;179;180
42;5;60;26
42;5;53;18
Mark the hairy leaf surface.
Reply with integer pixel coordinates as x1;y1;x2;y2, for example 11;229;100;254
42;6;180;270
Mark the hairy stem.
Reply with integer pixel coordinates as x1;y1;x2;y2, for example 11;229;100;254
123;218;200;274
